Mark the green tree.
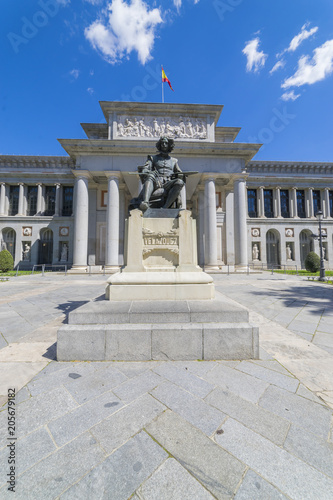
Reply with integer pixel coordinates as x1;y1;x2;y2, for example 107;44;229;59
0;249;14;272
304;251;320;273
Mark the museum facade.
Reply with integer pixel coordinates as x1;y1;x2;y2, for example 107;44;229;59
0;101;332;271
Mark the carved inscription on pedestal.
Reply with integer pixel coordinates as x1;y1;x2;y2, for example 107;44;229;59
142;227;179;265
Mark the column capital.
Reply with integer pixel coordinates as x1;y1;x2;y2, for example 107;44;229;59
72;170;92;180
17;182;24;186
258;185;265;190
55;182;61;187
275;186;281;190
105;171;121;180
202;175;216;183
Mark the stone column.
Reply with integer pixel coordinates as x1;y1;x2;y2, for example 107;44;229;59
324;188;331;218
291;187;298;218
72;172;90;269
274;186;281;217
204;177;219;269
17;183;24;216
105;173;120;271
36;183;43;215
306;188;314;218
197;189;205;266
0;183;6;215
54;183;61;216
258;186;265;217
234;177;248;268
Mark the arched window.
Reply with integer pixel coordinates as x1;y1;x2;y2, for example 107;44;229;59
299;230;314;269
1;228;16;260
39;228;53;264
266;229;280;267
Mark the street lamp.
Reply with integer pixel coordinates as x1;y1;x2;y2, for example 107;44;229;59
316;210;326;281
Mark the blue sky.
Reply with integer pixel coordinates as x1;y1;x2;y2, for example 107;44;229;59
2;0;333;161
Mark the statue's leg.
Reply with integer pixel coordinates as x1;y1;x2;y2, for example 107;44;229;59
139;179;154;212
162;179;184;209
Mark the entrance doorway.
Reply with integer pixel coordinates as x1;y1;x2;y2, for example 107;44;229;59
266;230;280;268
39;229;53;264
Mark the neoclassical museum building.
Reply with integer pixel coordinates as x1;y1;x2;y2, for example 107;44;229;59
0;101;332;272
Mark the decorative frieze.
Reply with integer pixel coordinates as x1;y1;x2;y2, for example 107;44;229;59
115;115;208;141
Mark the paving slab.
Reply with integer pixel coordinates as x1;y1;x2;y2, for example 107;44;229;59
146;410;246;500
137;458;215;499
235;360;299;392
234;469;288;500
205;387;290;445
59;431;167;500
90;393;166;454
0;432;105;500
152;362;214;398
150;380;226;436
284;425;333;478
203;363;269;404
259;385;332;439
0;361;48;399
217;418;333;500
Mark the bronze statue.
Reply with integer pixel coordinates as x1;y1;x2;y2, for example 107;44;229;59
129;137;185;212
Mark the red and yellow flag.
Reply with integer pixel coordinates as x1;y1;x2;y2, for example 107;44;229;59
162;67;174;91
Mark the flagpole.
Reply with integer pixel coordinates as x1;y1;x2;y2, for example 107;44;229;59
161;65;164;103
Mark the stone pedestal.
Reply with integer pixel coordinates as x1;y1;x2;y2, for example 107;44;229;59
105;209;215;301
57;208;259;361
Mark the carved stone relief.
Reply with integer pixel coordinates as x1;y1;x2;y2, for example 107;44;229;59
116;115;207;140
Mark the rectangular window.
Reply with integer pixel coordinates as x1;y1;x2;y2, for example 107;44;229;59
62;186;73;216
264;189;274;218
101;190;107;208
297;190;306;218
216;192;221;209
44;186;56;216
312;190;321;216
9;186;19;216
280;189;290;218
330;191;333;217
247;189;257;217
27;186;37;216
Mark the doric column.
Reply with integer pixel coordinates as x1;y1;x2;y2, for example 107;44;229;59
0;182;6;215
36;183;43;215
72;172;90;268
291;187;298;218
54;183;61;216
324;188;331;218
105;173;120;270
258;186;265;217
17;183;24;215
274;186;281;217
197;189;205;266
306;188;314;218
234;177;248;267
204;177;219;269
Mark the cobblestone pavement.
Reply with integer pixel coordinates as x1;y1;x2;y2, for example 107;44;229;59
0;272;332;499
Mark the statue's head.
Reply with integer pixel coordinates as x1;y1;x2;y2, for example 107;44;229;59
156;136;174;153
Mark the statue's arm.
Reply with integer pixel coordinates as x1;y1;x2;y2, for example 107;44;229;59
173;159;182;172
138;155;153;175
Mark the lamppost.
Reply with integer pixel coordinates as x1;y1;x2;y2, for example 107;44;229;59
316;211;326;281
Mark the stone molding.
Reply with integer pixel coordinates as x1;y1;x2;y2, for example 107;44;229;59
247;161;333;175
0;156;75;169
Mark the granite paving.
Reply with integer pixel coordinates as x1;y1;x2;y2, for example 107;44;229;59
0;272;332;499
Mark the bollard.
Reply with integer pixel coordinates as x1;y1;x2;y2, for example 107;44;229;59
65;265;67;276
296;265;298;276
15;265;19;277
227;265;229;276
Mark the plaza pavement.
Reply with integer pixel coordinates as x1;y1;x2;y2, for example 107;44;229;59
0;272;332;499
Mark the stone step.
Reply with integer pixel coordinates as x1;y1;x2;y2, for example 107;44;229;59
68;297;249;325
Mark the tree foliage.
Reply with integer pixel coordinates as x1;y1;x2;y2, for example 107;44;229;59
304;251;320;273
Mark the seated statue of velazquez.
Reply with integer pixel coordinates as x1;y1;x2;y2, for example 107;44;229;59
129;136;185;212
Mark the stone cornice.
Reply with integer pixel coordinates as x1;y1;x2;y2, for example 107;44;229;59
247;161;333;175
99;101;224;124
0;155;75;170
58;138;261;163
215;127;241;142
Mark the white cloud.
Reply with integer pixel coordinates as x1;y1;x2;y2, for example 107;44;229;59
242;37;268;73
282;39;333;88
85;0;163;65
90;69;94;76
173;0;182;8
282;23;318;55
269;59;285;74
87;87;95;94
57;0;71;5
281;90;300;101
69;69;80;79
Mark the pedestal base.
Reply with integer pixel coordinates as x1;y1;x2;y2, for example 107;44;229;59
57;295;259;361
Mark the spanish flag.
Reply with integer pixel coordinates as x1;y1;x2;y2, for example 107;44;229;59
162;67;174;91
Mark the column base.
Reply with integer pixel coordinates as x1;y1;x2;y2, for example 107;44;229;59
104;266;121;274
68;265;88;274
